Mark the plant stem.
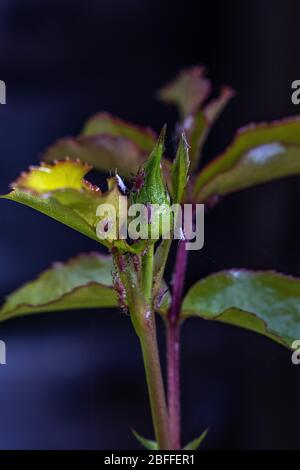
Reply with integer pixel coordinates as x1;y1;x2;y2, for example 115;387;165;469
166;320;180;449
137;242;170;449
142;244;155;304
167;239;188;450
139;320;170;449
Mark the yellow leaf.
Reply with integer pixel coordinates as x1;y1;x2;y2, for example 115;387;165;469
12;159;92;193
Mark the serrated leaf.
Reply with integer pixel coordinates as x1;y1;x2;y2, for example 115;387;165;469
3;170;151;255
183;429;208;450
81;112;156;152
44;112;157;178
43;134;146;177
172;134;190;203
158;66;211;119
3;160;110;245
3;161;150;252
181;270;300;348
3;188;102;243
132;430;158;450
187;87;234;169
13;159;93;193
0;253;118;322
194;117;300;202
159;67;233;170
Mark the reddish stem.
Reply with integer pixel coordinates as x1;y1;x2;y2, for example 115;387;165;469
167;239;188;450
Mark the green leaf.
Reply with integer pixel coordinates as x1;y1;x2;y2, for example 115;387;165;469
1;160;151;253
186;111;206;169
187;87;234;169
2;188;101;243
172;134;190;203
0;253;118;322
2;160;110;245
44;113;157;178
158;67;233;170
132;430;158;450
204;86;235;127
181;270;300;348
43;134;148;177
183;429;208;450
81;112;156;152
2;161;149;253
194;117;300;202
158;66;211;119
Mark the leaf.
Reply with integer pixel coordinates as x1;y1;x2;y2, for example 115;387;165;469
132;430;158;450
11;159;104;228
13;159;93;193
44;113;157;178
3;161;149;252
2;188;102;243
95;177;129;248
181;270;300;348
43;134;147;177
187;86;234;169
0;253;118;322
204;86;235;126
3;159;110;243
81;112;156;152
185;111;206;169
158;66;211;119
183;429;208;450
194;117;300;202
172;133;190;203
160;67;234;170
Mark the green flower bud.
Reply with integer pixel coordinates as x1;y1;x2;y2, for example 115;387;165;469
129;126;171;240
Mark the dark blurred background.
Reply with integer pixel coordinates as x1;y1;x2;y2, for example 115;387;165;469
0;0;300;450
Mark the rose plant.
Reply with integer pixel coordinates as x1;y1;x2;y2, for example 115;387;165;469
2;66;300;449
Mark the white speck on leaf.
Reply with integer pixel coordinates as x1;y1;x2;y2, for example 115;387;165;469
183;115;194;131
229;270;243;279
246;143;285;165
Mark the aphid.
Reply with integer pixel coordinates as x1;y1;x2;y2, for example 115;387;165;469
132;254;141;272
112;272;128;313
111;248;126;273
117;254;126;272
131;168;145;193
115;172;127;194
111;248;126;277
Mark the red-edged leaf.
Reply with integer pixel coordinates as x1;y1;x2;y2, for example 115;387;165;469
181;269;300;348
0;253;118;322
158;65;211;118
194;117;300;202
